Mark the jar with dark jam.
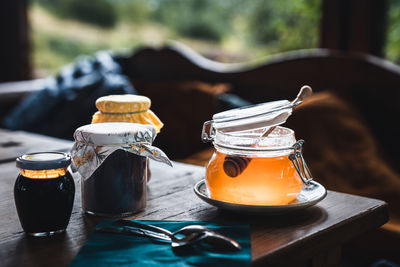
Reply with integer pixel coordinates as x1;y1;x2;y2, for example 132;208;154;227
14;152;75;237
82;149;147;216
71;122;172;217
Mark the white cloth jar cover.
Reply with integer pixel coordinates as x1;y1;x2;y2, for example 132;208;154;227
71;122;172;179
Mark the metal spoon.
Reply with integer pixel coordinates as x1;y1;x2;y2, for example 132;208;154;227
173;225;242;250
114;220;241;250
113;220;210;248
260;85;313;138
97;226;170;242
97;225;206;248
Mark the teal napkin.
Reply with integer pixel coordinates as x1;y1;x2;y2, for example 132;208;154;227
71;220;251;267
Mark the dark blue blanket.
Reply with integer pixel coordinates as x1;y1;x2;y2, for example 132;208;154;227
3;51;136;140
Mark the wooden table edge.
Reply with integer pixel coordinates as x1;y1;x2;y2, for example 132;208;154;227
252;199;389;266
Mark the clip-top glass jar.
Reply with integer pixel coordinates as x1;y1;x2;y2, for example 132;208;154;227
14;152;75;236
202;100;312;205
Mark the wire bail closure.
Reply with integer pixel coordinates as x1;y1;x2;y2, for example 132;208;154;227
201;120;215;143
289;140;313;185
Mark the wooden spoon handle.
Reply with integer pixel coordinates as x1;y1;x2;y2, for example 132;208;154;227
223;156;251;177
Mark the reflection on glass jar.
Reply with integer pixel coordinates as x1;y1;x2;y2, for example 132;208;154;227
206;127;304;205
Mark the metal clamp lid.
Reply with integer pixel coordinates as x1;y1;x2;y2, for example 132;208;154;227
201;86;312;143
202;100;295;143
289;140;313;185
201;120;215;142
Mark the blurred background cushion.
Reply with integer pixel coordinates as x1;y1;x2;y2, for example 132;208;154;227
2;52;135;140
133;80;233;159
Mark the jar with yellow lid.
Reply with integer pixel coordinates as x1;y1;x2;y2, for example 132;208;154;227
91;95;164;182
91;94;163;133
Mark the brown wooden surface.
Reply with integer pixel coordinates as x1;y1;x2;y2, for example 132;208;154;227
0;131;389;266
0;129;73;163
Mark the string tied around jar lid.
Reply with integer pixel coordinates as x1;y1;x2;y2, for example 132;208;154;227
92;95;164;134
99;109;149;115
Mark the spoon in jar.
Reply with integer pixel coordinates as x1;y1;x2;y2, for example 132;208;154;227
222;85;313;177
260;85;313;138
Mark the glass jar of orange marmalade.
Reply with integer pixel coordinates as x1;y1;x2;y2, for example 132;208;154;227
202;100;312;205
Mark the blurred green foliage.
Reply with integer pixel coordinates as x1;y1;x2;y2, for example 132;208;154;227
30;0;397;75
247;0;321;50
33;31;109;72
33;0;323;46
30;0;400;76
35;0;117;27
386;0;400;64
154;0;236;41
116;0;152;24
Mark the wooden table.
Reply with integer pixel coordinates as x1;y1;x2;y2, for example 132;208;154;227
0;130;389;267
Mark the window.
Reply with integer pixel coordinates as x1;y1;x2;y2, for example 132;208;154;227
30;0;322;77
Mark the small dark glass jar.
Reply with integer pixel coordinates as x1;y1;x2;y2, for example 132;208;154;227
14;152;75;237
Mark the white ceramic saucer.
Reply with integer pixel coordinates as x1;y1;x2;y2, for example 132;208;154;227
194;179;327;214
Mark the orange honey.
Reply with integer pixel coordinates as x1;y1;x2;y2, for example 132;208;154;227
206;151;303;205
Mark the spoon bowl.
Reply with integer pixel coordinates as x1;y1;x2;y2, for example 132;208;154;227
113;220;241;250
173;225;241;250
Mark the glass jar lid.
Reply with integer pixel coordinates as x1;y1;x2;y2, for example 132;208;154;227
202;99;297;142
202;86;312;142
16;152;71;170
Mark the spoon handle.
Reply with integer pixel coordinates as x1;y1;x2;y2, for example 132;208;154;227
97;227;171;241
203;233;242;251
291;85;313;105
114;219;173;237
